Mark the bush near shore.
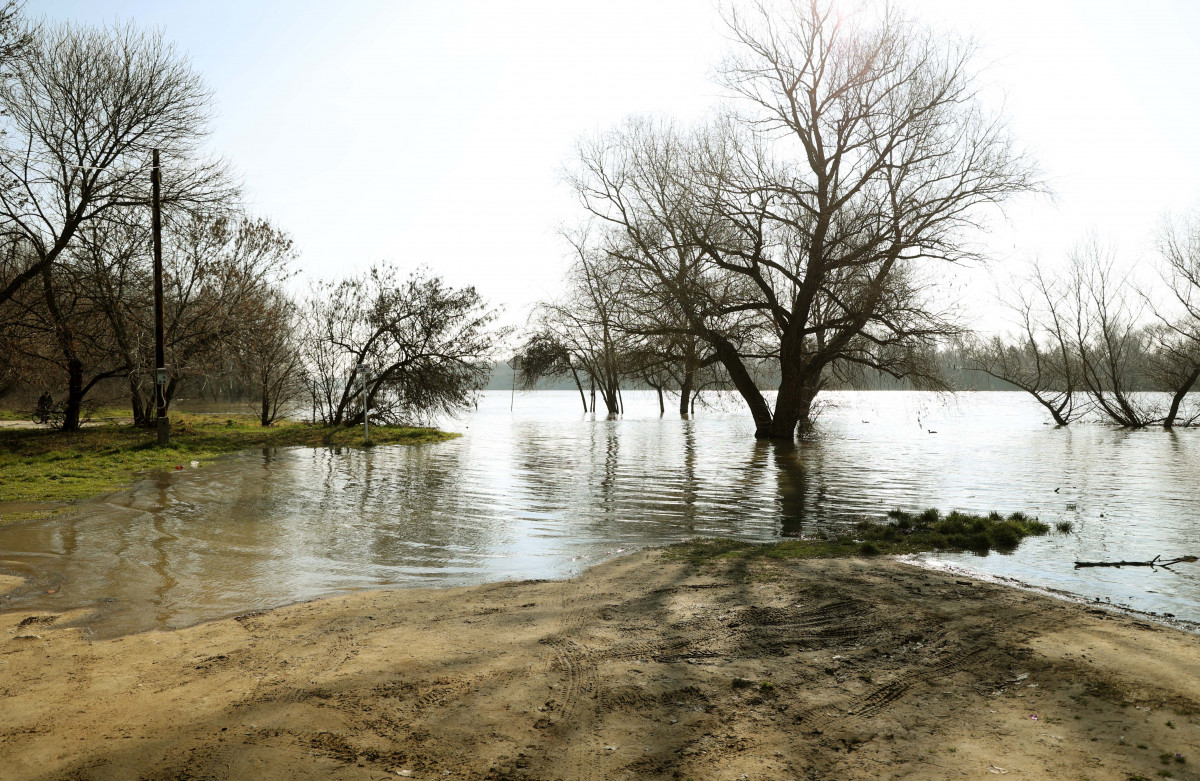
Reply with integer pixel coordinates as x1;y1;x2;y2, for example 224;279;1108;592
678;509;1052;561
0;414;455;517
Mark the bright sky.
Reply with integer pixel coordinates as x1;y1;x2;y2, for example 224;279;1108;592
31;0;1200;332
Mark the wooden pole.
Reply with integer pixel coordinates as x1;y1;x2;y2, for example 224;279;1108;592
151;148;169;446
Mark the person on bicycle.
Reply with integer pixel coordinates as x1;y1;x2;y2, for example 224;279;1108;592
36;391;52;423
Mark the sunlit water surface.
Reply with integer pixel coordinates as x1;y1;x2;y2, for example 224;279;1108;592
1;390;1198;636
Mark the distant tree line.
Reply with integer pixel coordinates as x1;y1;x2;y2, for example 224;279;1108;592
0;10;502;430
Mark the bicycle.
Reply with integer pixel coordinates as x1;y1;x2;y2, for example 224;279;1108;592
31;403;67;429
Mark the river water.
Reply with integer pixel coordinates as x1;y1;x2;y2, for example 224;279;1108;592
0;390;1197;636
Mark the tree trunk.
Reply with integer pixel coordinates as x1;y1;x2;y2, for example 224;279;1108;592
61;358;84;432
570;366;587;412
679;367;693;417
711;336;773;434
1164;365;1200;429
759;367;820;440
130;377;150;427
656;385;664;415
601;384;619;415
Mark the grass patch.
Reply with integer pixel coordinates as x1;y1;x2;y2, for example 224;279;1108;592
0;413;456;519
671;508;1051;563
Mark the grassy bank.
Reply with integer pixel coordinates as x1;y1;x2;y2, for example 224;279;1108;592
0;414;456;519
674;508;1054;562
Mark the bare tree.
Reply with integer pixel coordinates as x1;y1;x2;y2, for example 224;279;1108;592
968;266;1084;425
302;266;503;426
232;288;304;426
1066;241;1158;427
148;212;294;419
1148;212;1200;427
516;330;589;411
0;241;128;424
0;21;233;308
527;234;634;415
0;21;234;428
572;1;1039;438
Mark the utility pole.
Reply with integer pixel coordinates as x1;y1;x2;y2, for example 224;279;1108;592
357;363;372;444
151;149;169;446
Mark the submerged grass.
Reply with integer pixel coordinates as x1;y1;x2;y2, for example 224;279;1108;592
674;508;1053;563
0;413;456;518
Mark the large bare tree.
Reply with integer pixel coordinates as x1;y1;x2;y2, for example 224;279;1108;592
571;1;1039;438
0;21;234;428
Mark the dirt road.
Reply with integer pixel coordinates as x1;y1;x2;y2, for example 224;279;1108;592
1;552;1197;780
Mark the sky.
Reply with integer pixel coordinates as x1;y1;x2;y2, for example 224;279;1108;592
30;0;1200;333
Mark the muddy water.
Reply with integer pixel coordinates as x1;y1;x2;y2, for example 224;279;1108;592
1;390;1198;636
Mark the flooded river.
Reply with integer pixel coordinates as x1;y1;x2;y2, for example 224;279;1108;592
1;390;1198;636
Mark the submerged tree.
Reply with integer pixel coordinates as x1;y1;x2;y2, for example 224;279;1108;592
516;330;589;411
1065;242;1160;428
968;266;1084;425
1148;212;1200;427
571;1;1039;439
525;234;634;415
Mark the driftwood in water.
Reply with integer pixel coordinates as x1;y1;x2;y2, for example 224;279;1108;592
1074;555;1198;569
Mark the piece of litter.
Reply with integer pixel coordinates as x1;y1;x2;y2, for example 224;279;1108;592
604;745;616;751
1029;714;1039;720
988;767;1008;775
1008;673;1029;683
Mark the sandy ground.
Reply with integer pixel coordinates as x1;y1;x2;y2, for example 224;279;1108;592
1;552;1198;781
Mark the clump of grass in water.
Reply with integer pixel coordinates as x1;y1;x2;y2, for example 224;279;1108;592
673;508;1050;562
1055;521;1073;534
868;508;1051;555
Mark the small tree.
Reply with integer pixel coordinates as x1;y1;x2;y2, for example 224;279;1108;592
968;266;1085;425
517;330;589;411
1066;242;1158;428
528;235;634;415
233;288;304;426
1149;212;1200;427
302;265;503;426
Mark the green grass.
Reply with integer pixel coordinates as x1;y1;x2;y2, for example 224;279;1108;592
0;413;456;519
672;508;1053;563
0;404;130;422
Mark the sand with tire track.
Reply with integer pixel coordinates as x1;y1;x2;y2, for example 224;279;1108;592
1;550;1198;780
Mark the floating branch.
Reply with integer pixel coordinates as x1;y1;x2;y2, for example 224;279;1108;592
1074;555;1198;569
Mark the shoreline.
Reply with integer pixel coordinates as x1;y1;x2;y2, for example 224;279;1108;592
906;555;1200;636
2;548;1198;780
0;414;456;520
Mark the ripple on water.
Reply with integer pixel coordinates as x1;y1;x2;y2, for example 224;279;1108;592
0;390;1198;636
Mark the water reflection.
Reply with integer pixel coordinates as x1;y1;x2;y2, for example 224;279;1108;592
0;390;1197;636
